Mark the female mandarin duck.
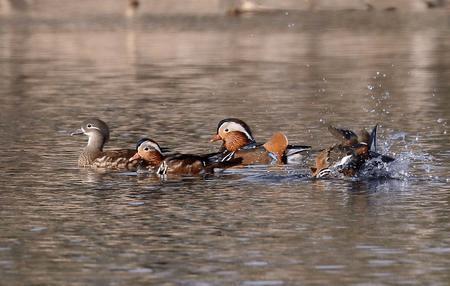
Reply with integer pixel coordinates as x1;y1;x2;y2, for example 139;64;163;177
130;138;242;176
311;125;395;178
71;118;140;170
210;118;311;165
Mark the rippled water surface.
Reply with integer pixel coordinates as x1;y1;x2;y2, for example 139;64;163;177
0;9;449;286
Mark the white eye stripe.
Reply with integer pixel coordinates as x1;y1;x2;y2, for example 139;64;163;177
219;122;253;140
84;126;101;131
140;141;162;153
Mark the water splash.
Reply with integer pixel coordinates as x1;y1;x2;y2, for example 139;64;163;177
357;130;435;181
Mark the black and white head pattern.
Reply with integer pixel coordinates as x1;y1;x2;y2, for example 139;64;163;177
136;138;163;154
216;118;255;141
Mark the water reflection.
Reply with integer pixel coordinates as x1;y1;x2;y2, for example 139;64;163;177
0;10;449;286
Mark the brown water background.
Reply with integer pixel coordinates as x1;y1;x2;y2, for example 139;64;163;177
0;5;449;286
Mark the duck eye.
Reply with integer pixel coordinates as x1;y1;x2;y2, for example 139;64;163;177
144;147;149;151
224;128;229;132
87;124;92;128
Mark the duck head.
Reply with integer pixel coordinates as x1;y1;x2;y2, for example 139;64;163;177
210;118;255;152
130;138;164;167
71;118;110;151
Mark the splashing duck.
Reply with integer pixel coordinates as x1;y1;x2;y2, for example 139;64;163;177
311;125;395;178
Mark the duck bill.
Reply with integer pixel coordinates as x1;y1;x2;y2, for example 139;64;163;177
210;134;222;142
129;152;142;162
70;128;84;136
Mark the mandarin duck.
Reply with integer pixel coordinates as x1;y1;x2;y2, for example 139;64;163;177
210;118;311;165
71;118;141;171
130;138;242;177
311;125;395;178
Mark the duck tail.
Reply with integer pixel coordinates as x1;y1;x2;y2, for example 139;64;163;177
285;145;311;156
263;132;289;162
368;124;378;152
366;125;395;163
204;157;243;172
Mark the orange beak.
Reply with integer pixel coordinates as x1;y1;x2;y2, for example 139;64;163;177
210;134;222;142
129;152;142;162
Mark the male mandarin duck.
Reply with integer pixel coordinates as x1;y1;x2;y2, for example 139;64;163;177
210;118;311;165
130;138;242;176
311;125;395;178
71;118;141;171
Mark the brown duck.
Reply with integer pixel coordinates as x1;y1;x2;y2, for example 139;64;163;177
210;118;310;165
71;118;140;171
311;125;394;178
130;138;242;176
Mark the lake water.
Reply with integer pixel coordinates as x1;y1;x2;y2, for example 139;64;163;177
0;10;449;286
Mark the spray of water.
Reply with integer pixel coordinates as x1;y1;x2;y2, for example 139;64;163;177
357;131;434;180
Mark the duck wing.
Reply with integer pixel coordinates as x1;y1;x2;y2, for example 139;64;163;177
263;132;289;162
163;153;242;174
92;149;140;171
328;125;359;146
285;144;311;156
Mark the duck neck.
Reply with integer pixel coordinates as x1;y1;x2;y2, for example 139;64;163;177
85;134;106;153
143;151;165;168
224;131;253;152
78;135;105;166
